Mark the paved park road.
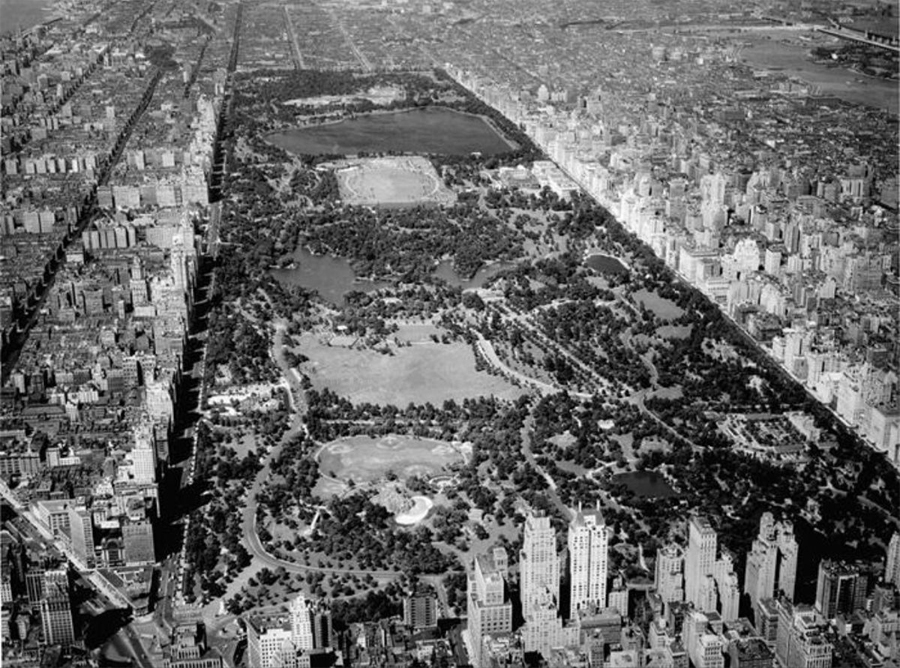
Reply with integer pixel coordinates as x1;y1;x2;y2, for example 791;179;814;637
237;320;401;581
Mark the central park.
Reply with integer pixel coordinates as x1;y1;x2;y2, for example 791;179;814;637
178;67;900;622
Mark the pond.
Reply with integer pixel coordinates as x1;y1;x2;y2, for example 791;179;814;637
585;253;629;276
432;259;514;290
272;247;508;303
266;106;515;156
270;247;390;305
614;471;677;499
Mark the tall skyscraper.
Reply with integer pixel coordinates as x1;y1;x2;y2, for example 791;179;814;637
655;543;685;605
567;506;609;616
684;516;740;620
39;567;74;646
67;501;95;567
886;532;900;587
714;551;741;622
745;513;799;614
815;561;867;619
289;594;314;651
468;547;513;668
171;233;187;292
685;516;717;609
521;587;569;658
520;512;560;614
519;512;572;658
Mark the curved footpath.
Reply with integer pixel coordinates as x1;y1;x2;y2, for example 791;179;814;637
237;319;401;581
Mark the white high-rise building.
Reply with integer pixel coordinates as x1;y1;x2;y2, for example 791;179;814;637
567;506;608;616
655;544;685;604
146;381;174;423
685;516;717;609
132;418;157;484
289;594;314;651
744;513;799;613
700;173;727;208
520;512;560;614
886;532;900;587
170;233;187;292
468;547;513;668
714;552;741;622
521;587;569;658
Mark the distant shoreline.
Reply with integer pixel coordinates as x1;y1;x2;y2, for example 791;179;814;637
0;0;60;34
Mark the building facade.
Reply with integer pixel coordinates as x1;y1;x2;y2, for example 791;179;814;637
568;507;609;616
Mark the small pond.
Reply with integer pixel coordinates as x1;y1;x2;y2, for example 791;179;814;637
613;470;677;499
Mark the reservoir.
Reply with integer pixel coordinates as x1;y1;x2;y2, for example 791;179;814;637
267;107;515;156
614;471;677;499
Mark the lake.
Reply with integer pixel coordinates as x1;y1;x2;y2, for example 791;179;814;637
614;471;677;499
267;107;515;156
432;259;514;290
272;247;506;304
271;247;391;305
585;253;629;276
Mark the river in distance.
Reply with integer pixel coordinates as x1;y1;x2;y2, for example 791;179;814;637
1;0;56;32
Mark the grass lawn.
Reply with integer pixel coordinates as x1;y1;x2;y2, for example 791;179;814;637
230;432;258;458
557;459;590;476
651;386;684;400
296;333;525;405
392;323;444;344
632;288;685;320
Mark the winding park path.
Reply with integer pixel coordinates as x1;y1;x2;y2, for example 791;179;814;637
484;301;709;454
235;319;401;581
520;416;571;519
474;331;559;396
492;302;618;396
